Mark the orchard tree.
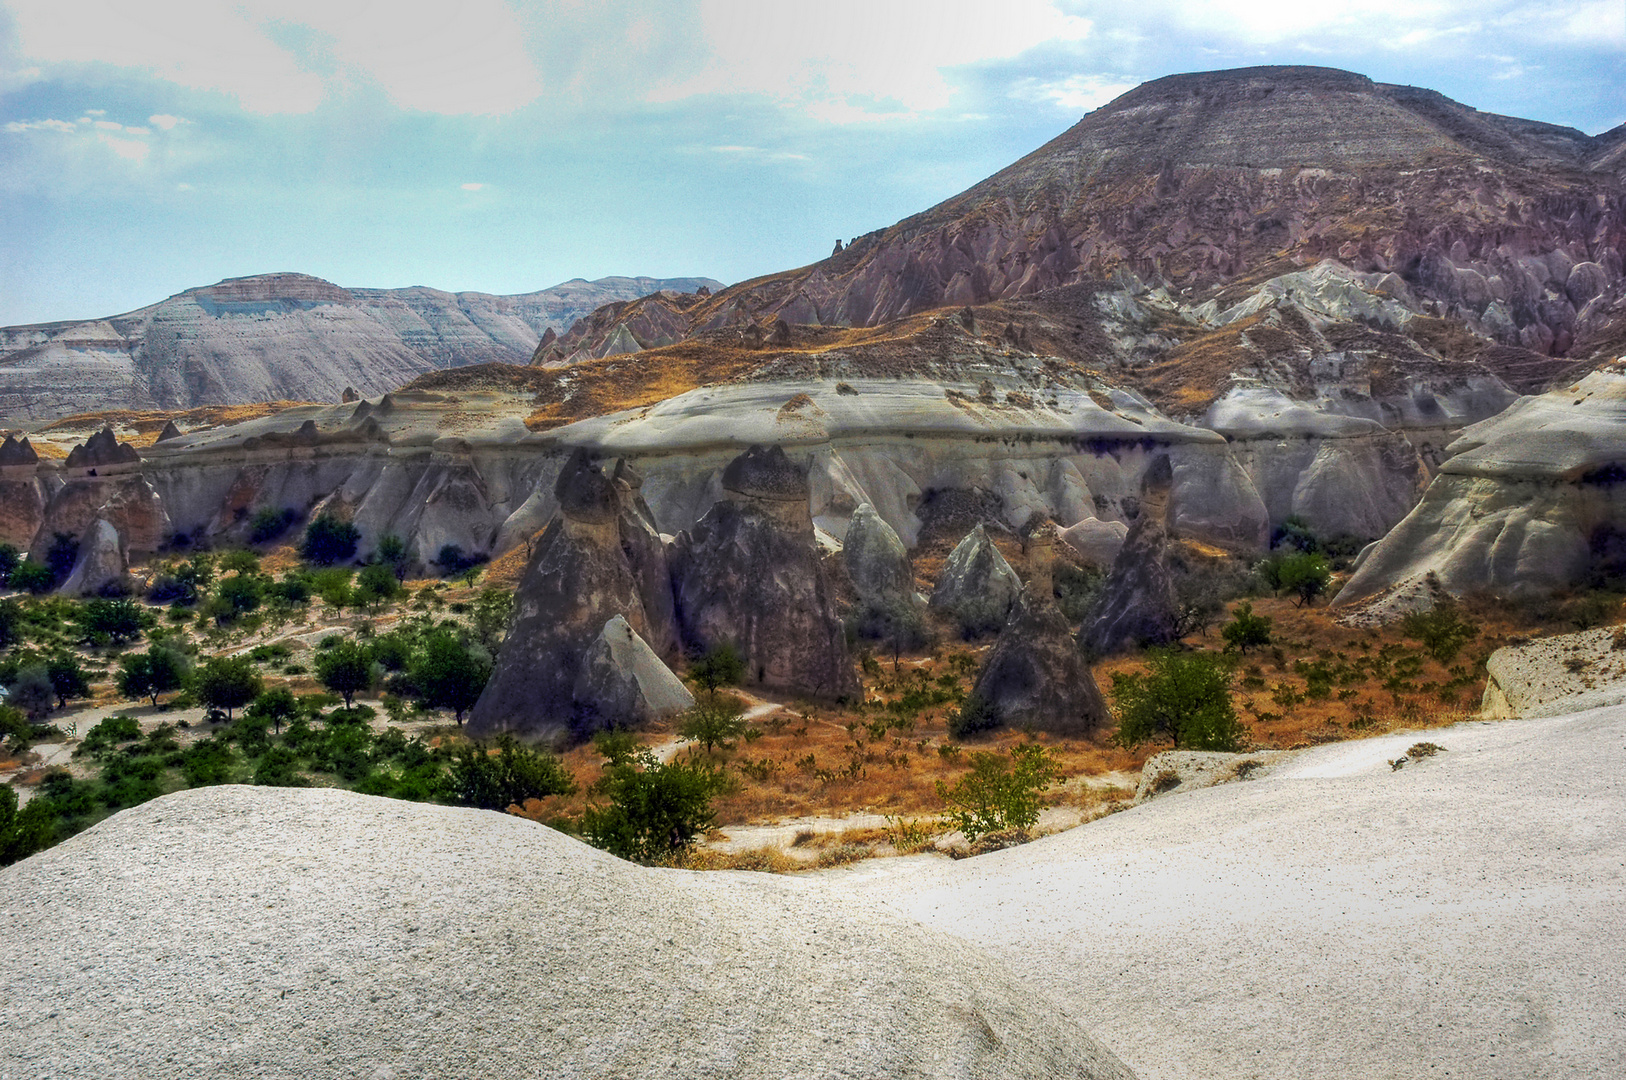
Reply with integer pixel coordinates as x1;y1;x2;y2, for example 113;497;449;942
193;656;264;721
316;639;374;709
1111;649;1242;752
116;646;190;707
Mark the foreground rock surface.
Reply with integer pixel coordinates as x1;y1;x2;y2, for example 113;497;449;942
834;706;1626;1080
0;786;1135;1080
1480;625;1626;718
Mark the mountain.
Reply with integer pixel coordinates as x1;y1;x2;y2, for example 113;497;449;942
547;66;1622;366
0;272;721;424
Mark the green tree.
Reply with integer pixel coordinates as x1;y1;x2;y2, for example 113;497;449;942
9;560;55;594
1400;602;1479;664
10;665;54;721
444;736;575;811
300;514;360;566
75;596;146;645
315;639;374;709
0;599;20;649
218;549;260;576
45;653;90;708
411;628;491;725
375;533;408;581
1275;551;1331;607
688;642;744;700
353;563;400;611
0;542;19;585
947;693;1000;739
244;686;301;736
582;745;723;864
936;742;1059;842
471;586;514;654
677;697;747;755
116;646;190;707
249;506;298;544
193;655;264;721
1111;649;1242;751
1221;601;1273;654
0;785;55;867
179;737;237;787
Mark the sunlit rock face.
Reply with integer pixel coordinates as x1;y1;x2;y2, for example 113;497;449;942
0;273;722;424
1337;361;1626;613
671;446;861;700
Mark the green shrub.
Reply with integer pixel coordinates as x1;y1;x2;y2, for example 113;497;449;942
1112;649;1242;751
253;746;308;787
316;639;374;709
445;735;575;811
1221;601;1273;653
249;507;299;544
116;646;190;706
582;746;721;864
1400;602;1479;664
74;597;146;645
300;515;360;566
0;786;55;867
76;714;143;757
935;742;1058;843
9;560;55;594
947;693;1000;739
44;532;78;583
180;737;237;787
677;698;748;754
192;655;264;721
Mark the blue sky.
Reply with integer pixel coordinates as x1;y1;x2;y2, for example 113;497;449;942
1;0;1621;326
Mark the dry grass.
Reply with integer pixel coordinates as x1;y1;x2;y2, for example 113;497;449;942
35;401;309;440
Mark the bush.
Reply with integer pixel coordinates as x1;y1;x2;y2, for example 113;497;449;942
0;598;18;649
300;515;360;566
677;698;748;754
947;693;1000;739
435;544;487;577
1112;649;1242;751
375;533;408;580
445;735;575;811
1221;601;1273;653
180;737;237;787
192;655;263;721
353;563;401;609
582;746;723;864
1269;551;1331;607
1400;602;1479;664
249;507;299;544
688;642;744;698
253;746;308;787
266;575;312;606
244;686;302;736
76;714;143;757
116;646;191;706
0;786;55;867
10;665;54;721
9;560;55;594
935;742;1059;843
0;542;18;586
45;653;90;707
1054;563;1105;623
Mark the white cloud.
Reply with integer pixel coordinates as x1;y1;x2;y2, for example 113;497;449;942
709;144;809;162
148;114;187;131
4;0;541;115
98;132;149;161
1012;74;1138;113
460;182;485;191
652;0;1093;122
5;118;75;133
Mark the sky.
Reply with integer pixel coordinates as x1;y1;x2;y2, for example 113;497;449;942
0;0;1622;326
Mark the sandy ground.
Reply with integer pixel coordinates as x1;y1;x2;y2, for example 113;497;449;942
803;709;1626;1080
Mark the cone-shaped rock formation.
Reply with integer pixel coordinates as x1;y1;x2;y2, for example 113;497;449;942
1083;456;1180;655
672;445;860;699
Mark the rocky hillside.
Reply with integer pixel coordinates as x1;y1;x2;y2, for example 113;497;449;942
0;273;721;423
548;66;1623;368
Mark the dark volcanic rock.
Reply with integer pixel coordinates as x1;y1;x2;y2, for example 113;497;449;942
672;446;859;699
971;523;1110;735
64;427;140;470
1083;456;1180;655
155;420;183;443
0;435;38;466
468;450;678;743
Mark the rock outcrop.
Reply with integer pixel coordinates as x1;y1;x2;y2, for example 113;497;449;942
468;450;679;743
672;446;860;699
572;615;695;727
1083;456;1180;655
56;517;125;596
1059;516;1128;566
842;501;921;615
1337;362;1626;610
930;524;1023;631
969;523;1111;734
0;786;1136;1080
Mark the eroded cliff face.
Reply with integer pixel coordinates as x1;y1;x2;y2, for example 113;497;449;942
1337;361;1626;614
547;67;1623;372
0;273;723;424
